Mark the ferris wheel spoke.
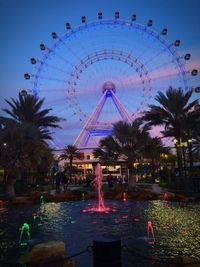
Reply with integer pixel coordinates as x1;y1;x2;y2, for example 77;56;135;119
147;59;176;74
36;59;70;74
57;36;83;62
41;45;75;67
143;48;169;66
35;75;67;83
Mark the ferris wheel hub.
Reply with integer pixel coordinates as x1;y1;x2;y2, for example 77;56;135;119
102;81;116;94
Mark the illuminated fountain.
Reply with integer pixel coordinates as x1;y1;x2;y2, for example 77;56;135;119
147;220;156;245
123;192;127;201
82;163;110;213
91;163;109;212
32;212;43;228
40;195;44;205
19;223;30;247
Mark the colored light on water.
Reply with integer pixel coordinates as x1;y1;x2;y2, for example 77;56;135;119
148;241;156;245
20;242;28;246
147;220;156;243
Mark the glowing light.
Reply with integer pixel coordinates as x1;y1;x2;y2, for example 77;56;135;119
87;163;109;213
147;220;156;244
123;192;127;201
148;241;156;245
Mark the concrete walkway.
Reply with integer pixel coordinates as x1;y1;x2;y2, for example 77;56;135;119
151;183;165;194
136;183;166;194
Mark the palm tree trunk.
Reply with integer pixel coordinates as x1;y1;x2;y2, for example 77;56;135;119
5;173;16;200
128;166;136;188
187;142;193;170
151;158;155;182
176;145;183;177
69;157;73;181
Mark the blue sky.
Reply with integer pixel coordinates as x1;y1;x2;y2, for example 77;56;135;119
0;0;200;148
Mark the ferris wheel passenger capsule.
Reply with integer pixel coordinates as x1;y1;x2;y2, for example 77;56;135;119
184;53;191;60
24;73;30;80
191;69;198;76
98;12;103;19
30;58;36;64
161;28;168;35
40;44;46;50
81;16;86;23
195;87;200;93
115;11;120;19
20;90;28;97
52;32;58;39
147;20;153;27
131;14;136;21
174;40;180;46
66;23;71;30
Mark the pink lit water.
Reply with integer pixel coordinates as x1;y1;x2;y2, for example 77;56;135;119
90;163;109;212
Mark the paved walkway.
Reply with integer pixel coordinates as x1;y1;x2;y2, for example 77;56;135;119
151;183;165;194
136;183;166;194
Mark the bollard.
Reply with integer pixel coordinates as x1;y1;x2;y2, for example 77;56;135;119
93;234;121;267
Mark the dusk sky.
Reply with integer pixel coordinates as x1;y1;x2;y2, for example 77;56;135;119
0;0;200;148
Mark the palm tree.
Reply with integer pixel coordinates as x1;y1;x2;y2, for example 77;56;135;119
113;120;151;186
0;119;48;198
144;137;169;181
142;87;199;176
93;136;121;167
0;93;61;198
182;107;200;169
94;119;150;187
2;92;61;140
59;145;83;181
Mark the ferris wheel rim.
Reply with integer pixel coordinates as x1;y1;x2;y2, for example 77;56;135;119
31;18;188;96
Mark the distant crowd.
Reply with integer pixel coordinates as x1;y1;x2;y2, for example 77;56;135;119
53;168;128;193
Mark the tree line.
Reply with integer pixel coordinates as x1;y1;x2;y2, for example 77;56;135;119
0;87;199;198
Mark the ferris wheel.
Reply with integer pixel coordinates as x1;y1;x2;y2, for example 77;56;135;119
24;12;198;148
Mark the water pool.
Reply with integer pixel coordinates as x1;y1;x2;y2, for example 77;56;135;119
1;200;200;266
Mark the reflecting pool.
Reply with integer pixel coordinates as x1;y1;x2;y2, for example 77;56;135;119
0;200;200;266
